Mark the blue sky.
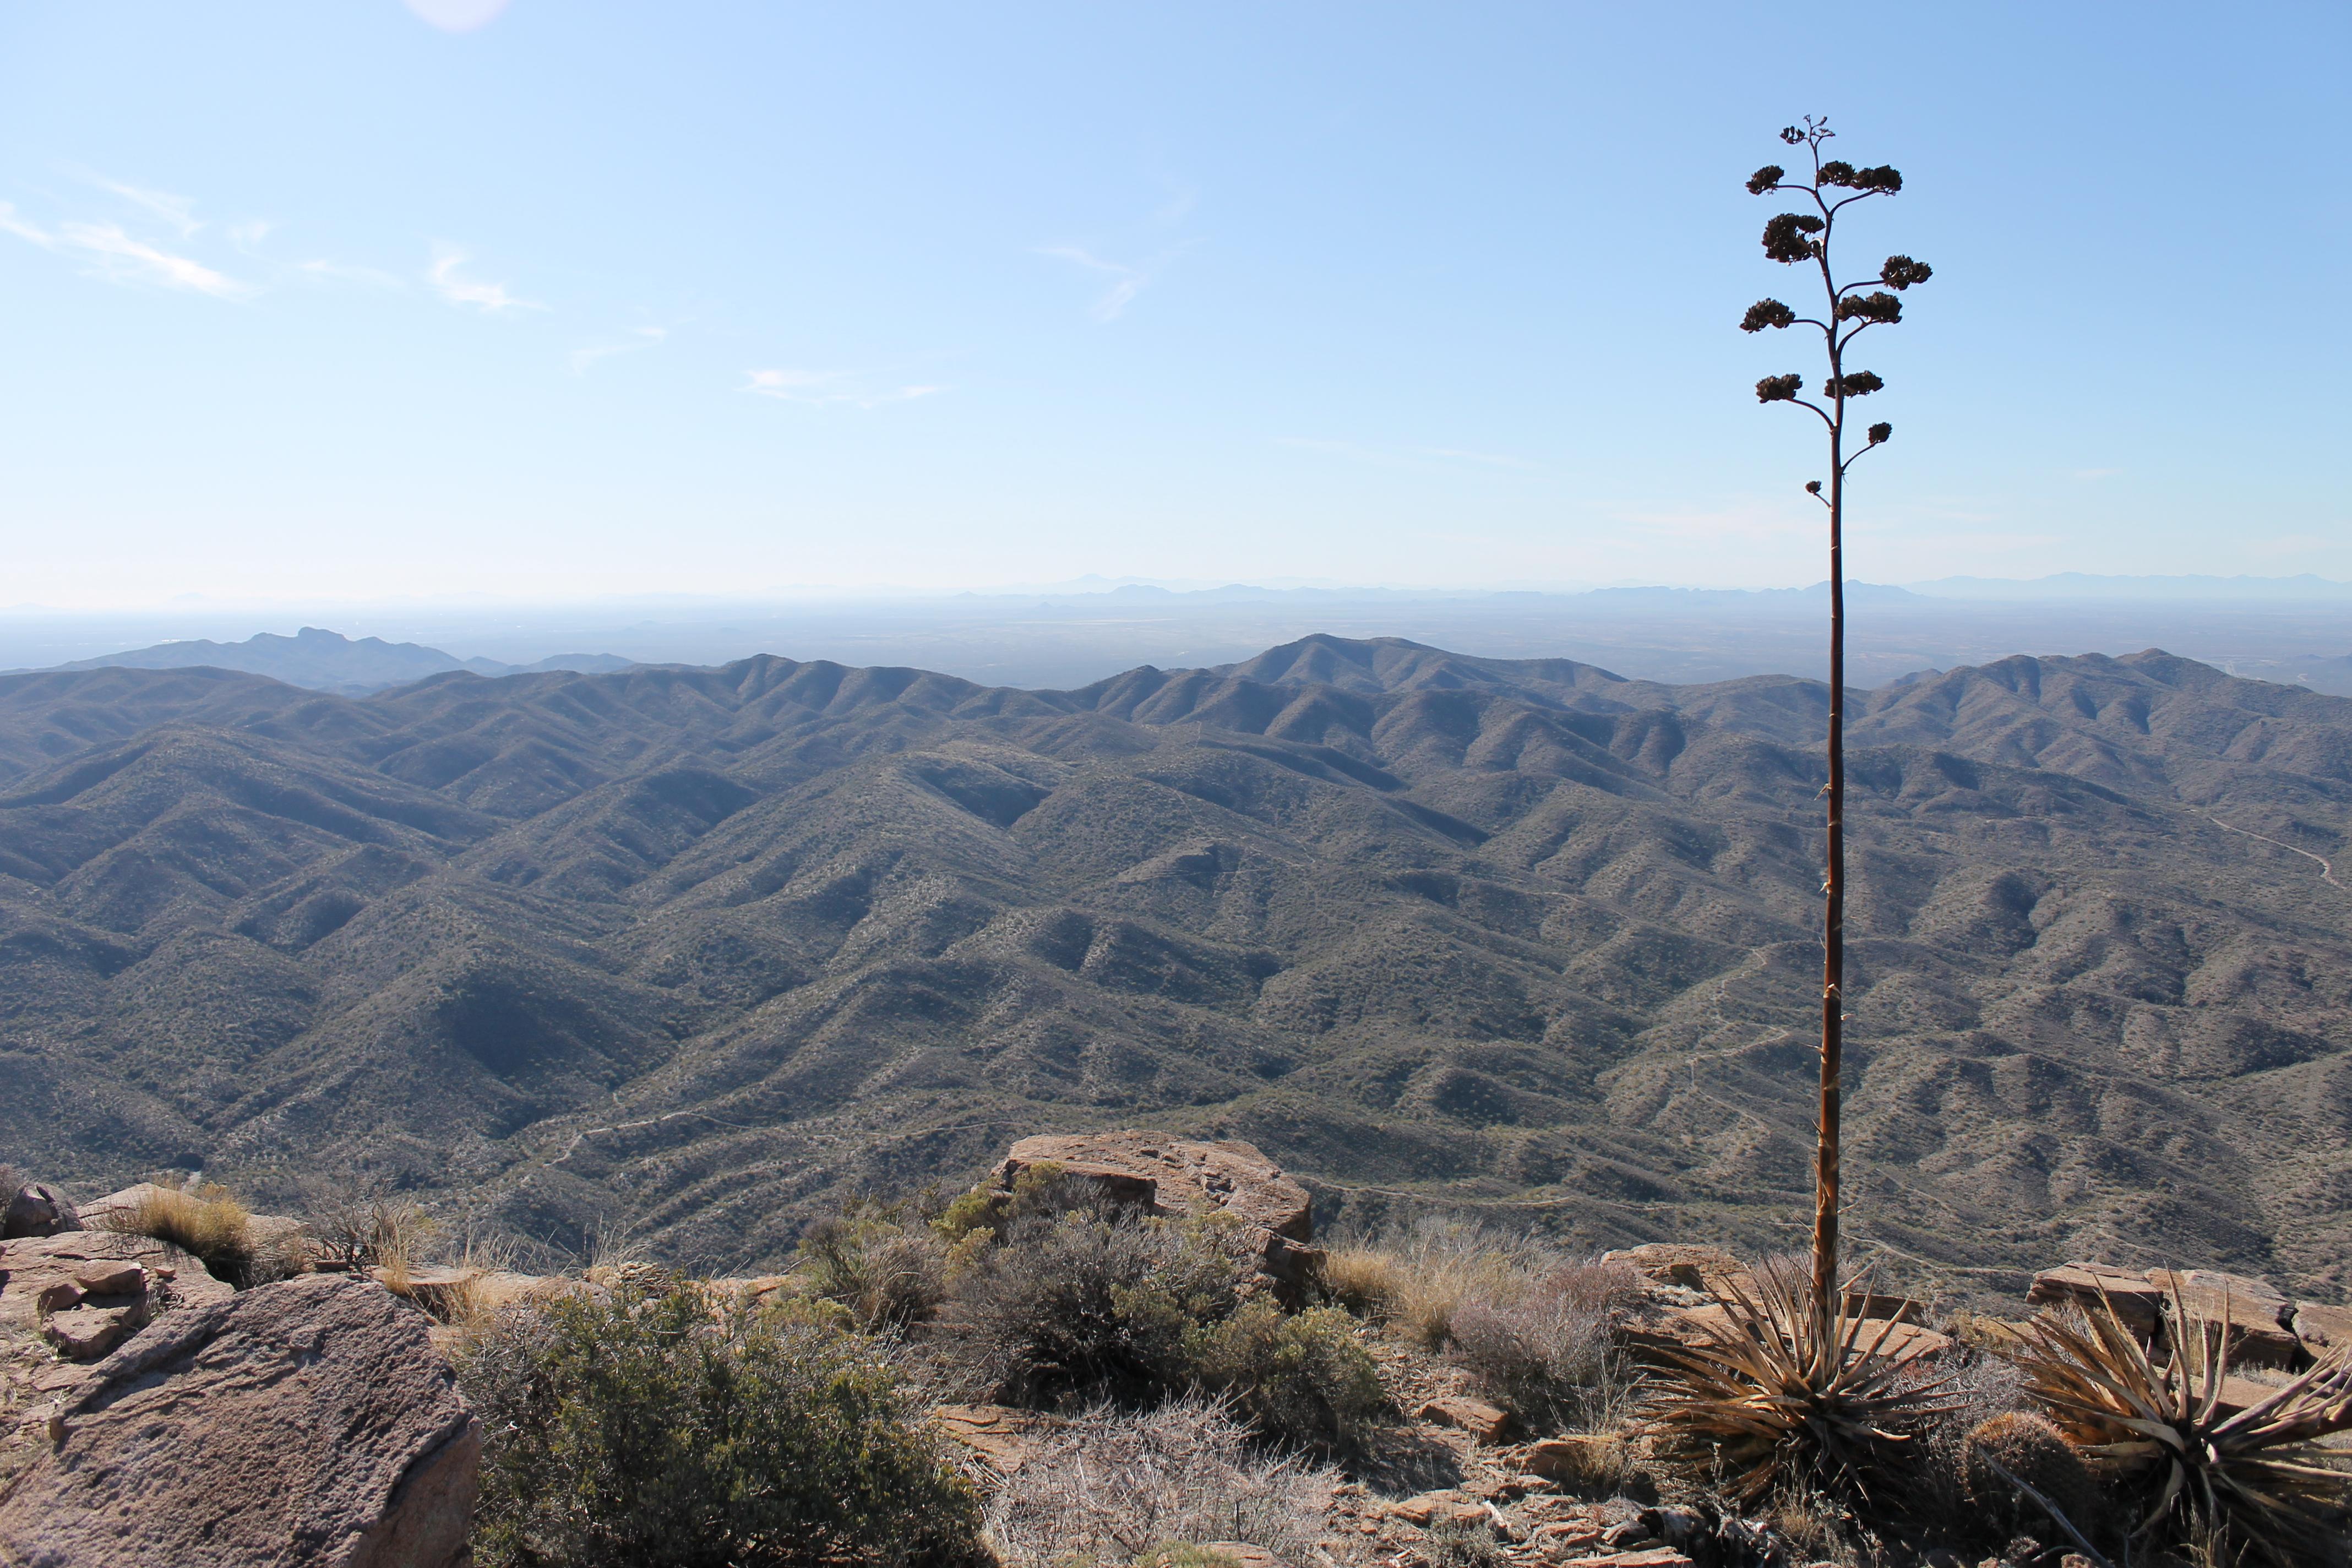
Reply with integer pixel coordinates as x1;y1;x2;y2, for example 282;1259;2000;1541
2;1;2345;607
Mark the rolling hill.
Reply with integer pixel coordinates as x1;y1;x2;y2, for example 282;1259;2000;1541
1;637;2345;1306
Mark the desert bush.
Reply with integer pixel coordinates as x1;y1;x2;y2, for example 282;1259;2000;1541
1424;1519;1511;1568
1189;1301;1383;1449
309;1183;439;1272
942;1208;1246;1406
1319;1219;1536;1349
981;1393;1331;1568
1447;1260;1636;1431
1644;1259;1962;1507
461;1281;985;1568
799;1200;948;1331
102;1181;291;1287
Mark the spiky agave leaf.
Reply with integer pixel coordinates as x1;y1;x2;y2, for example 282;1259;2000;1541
1642;1260;1963;1507
2012;1277;2352;1564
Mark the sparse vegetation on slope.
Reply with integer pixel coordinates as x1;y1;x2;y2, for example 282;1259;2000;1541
4;640;2352;1303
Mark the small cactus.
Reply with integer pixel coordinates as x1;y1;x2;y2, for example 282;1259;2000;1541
1959;1411;2101;1547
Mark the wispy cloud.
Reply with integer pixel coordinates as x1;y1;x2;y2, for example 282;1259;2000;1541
571;326;668;375
1038;244;1167;322
428;243;542;312
0;202;252;298
89;176;202;238
742;368;943;408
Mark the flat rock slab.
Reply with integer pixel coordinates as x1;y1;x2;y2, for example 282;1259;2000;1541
991;1131;1317;1281
2293;1300;2352;1358
0;1273;480;1568
0;1232;230;1338
2027;1264;2165;1336
2147;1268;2301;1368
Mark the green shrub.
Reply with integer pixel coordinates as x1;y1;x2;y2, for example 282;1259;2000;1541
797;1200;948;1331
942;1207;1246;1406
461;1282;986;1568
1189;1300;1384;1449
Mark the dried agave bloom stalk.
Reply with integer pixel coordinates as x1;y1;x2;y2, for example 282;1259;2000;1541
2012;1278;2352;1562
1643;1260;1961;1506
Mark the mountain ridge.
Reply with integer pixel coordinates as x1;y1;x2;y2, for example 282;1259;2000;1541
2;636;2345;1306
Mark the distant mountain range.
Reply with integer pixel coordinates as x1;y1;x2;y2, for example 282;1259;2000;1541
51;628;635;695
2;635;2346;1308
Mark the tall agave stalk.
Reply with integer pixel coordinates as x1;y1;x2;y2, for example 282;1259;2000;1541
1739;117;1931;1335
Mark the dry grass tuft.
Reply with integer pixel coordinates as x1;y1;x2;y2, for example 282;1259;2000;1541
1642;1258;1962;1507
978;1392;1331;1567
2011;1278;2352;1565
103;1182;264;1286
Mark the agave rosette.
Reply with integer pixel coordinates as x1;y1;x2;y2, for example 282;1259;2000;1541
1643;1260;1961;1505
2012;1277;2352;1561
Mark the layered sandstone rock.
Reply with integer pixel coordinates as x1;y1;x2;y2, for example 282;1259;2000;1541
0;1274;480;1568
983;1131;1320;1285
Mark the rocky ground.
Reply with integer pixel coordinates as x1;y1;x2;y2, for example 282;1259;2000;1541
2;1139;2346;1568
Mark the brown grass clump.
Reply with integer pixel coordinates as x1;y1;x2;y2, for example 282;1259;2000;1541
978;1393;1331;1567
2010;1279;2352;1565
103;1182;267;1286
1449;1260;1638;1431
1643;1259;1961;1507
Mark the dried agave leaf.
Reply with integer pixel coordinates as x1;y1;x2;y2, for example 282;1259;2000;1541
1642;1259;1961;1506
2011;1275;2352;1565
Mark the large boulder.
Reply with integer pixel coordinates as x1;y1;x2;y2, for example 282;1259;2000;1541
984;1131;1319;1284
2;1185;80;1240
0;1273;480;1568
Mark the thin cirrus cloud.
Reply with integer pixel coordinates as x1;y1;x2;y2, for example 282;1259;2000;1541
570;326;668;375
427;244;542;313
741;368;943;408
0;200;252;300
86;175;203;239
1037;245;1170;322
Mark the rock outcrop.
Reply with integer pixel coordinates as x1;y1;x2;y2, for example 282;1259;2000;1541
2;1186;80;1241
0;1230;234;1365
0;1274;480;1568
982;1131;1320;1285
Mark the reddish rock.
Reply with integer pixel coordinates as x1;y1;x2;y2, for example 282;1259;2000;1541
987;1131;1318;1283
1385;1491;1487;1527
1601;1243;1747;1292
3;1183;81;1239
35;1280;86;1314
72;1261;146;1298
42;1305;137;1360
1415;1395;1511;1442
2291;1300;2352;1359
2026;1264;2164;1338
0;1230;232;1340
1523;1434;1620;1487
0;1273;480;1568
2147;1268;2300;1369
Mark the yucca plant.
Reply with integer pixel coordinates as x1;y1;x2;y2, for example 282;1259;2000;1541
2012;1281;2352;1565
1646;1261;1961;1507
